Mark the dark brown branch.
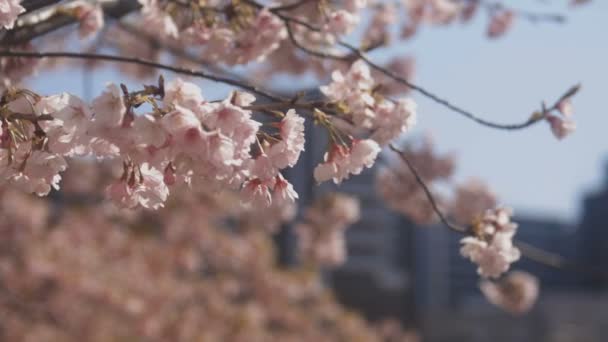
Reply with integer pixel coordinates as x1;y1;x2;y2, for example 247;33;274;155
114;22;237;79
0;0;141;45
248;0;575;131
0;50;285;101
388;143;467;233
388;143;608;280
283;22;352;61
267;0;312;12
6;113;54;121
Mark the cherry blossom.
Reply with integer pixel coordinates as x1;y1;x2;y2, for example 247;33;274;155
460;207;521;278
0;0;24;29
480;271;539;314
370;98;417;145
320;60;417;144
36;93;94;155
450;178;497;225
314;139;380;184
91;83;127;128
10;149;68;196
296;193;360;266
163;78;205;112
74;2;104;38
106;163;169;209
557;98;574;117
487;10;515;38
546;114;576;140
0;0;592;336
272;173;298;204
268;109;306;169
241;177;272;207
324;10;359;37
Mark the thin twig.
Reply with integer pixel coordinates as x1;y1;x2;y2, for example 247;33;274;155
251;0;576;131
388;143;608;280
0;50;285;101
388;143;467;233
480;0;566;24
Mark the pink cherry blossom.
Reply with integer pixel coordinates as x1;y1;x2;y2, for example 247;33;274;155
267;109;305;169
160;105;203;146
487;10;515;39
0;0;25;29
139;8;178;39
371;98;417;145
320;60;417;143
460;207;521;278
136;163;170;209
546;115;576;140
163;78;205;113
349;138;381;172
314;140;380;184
272;174;298;204
480;271;539;315
296;193;360;266
362;3;396;46
460;236;520;278
75;3;104;38
241;178;272;207
451;178;497;225
132;114;167;149
557;98;574;117
35;93;93;155
106;163;169;209
314;144;350;183
92;83;126;128
325;10;359;37
7;146;68;196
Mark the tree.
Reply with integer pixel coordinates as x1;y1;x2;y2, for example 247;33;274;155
0;0;595;340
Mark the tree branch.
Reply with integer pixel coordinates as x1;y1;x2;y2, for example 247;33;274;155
0;50;285;101
388;143;608;280
250;0;575;131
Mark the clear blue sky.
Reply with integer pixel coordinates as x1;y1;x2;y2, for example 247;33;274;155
377;0;608;222
29;1;607;222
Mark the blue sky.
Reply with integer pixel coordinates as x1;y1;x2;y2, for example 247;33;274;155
29;1;607;222
387;1;608;222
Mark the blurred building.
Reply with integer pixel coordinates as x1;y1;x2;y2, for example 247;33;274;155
281;127;608;340
331;163;608;341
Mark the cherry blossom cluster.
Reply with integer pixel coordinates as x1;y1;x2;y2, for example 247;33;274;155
401;0;469;39
0;77;307;209
400;0;568;40
320;60;417;146
311;60;417;184
479;270;540;315
314;138;381;184
135;0;288;65
0;185;416;341
0;59;422;209
287;0;368;48
460;206;521;278
295;193;360;266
